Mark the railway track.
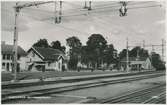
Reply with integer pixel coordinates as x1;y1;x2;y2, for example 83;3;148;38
142;91;166;104
86;83;166;104
2;70;163;89
2;72;165;103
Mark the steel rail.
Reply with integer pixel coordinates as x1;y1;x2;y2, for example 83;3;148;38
113;87;165;103
2;73;164;103
94;84;165;104
2;71;162;89
142;91;166;104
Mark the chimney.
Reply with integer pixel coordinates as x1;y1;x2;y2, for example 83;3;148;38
1;41;5;45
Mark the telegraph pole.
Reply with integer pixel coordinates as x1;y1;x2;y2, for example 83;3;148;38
137;48;140;71
151;45;155;52
161;39;165;62
54;1;58;23
126;38;129;72
12;1;54;81
59;1;62;23
13;2;19;81
83;1;88;9
143;40;145;49
55;1;62;23
88;1;92;10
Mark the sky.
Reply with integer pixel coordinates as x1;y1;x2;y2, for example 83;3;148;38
1;1;166;54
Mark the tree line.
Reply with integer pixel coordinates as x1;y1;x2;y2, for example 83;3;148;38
32;34;165;70
33;39;66;53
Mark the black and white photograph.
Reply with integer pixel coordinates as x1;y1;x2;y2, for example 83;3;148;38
1;0;166;104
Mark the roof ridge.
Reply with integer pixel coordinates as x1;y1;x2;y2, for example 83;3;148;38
32;46;64;61
33;46;61;51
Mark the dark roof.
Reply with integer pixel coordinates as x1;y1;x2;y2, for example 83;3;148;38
1;44;27;56
31;47;65;61
121;57;148;62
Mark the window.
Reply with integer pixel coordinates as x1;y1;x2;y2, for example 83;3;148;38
11;63;13;67
2;63;5;66
10;56;13;60
2;63;5;69
48;62;51;66
7;54;10;60
3;54;6;60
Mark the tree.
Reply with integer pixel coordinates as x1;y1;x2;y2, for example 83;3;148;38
51;40;66;52
66;36;82;49
86;34;107;69
119;47;149;60
119;49;129;60
33;39;49;48
103;44;117;66
129;46;149;57
66;36;82;70
151;52;165;70
80;46;89;65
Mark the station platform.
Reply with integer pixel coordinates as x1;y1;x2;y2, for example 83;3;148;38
2;70;155;89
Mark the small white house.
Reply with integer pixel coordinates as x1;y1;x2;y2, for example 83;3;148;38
27;47;67;72
120;57;152;71
1;41;27;72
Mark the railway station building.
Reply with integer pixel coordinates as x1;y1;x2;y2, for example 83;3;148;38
120;57;152;71
27;47;68;72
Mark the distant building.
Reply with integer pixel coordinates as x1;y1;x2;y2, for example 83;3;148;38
27;47;68;72
1;41;27;72
120;57;152;71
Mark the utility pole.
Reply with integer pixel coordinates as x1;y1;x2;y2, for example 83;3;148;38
13;1;54;82
83;1;88;9
88;1;92;10
55;1;62;23
126;38;129;72
142;39;166;69
143;40;145;49
54;1;58;23
13;2;19;81
151;45;155;52
59;1;62;23
137;48;140;71
161;39;165;62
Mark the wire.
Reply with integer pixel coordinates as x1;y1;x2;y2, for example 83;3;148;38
41;3;162;21
92;1;119;7
78;4;161;16
63;2;119;14
62;2;161;16
127;1;154;5
63;1;85;11
17;0;162;23
64;1;83;8
93;4;120;10
56;24;90;36
128;4;161;10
